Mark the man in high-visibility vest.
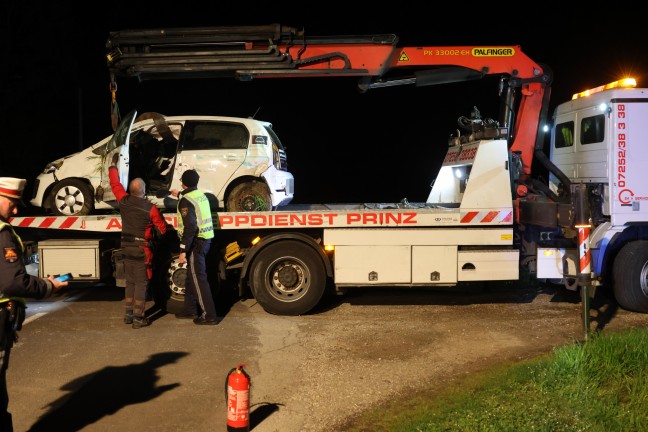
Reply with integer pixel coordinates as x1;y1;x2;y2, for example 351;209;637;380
0;177;68;431
171;170;217;325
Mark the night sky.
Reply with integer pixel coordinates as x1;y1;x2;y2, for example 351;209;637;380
3;2;648;211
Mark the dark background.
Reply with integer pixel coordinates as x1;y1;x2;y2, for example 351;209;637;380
2;2;647;209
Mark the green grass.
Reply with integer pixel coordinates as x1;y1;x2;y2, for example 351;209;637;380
344;328;648;432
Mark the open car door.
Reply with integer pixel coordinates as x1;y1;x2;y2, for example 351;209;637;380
98;110;137;202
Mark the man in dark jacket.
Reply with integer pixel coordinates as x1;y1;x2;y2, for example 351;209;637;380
109;155;169;328
0;177;68;431
171;169;217;325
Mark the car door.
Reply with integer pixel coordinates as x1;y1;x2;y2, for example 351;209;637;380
174;120;248;198
98;110;138;202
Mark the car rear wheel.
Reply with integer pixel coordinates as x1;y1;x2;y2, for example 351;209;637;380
226;180;271;212
49;179;94;216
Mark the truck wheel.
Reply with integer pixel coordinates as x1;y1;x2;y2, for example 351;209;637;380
226;181;271;212
249;240;326;315
165;256;186;314
613;240;648;313
49;179;94;216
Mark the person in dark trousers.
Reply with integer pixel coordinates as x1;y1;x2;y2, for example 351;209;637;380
109;154;169;329
0;177;68;431
171;169;217;325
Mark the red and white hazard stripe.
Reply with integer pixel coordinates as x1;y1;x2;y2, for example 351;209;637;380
10;215;178;232
459;210;513;224
578;227;591;274
11;216;80;229
10;216;123;232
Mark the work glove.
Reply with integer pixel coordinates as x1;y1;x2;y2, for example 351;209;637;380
111;153;120;165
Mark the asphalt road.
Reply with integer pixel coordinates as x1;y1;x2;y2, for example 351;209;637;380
7;280;648;432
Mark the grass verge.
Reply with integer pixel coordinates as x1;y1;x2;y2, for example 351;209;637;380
344;327;648;431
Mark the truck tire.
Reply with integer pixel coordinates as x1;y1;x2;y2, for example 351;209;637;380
249;240;326;315
49;179;94;216
226;181;271;212
613;240;648;313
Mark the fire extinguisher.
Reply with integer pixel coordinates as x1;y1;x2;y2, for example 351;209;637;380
226;363;251;432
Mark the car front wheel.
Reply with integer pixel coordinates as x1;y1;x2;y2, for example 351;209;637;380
49;179;94;216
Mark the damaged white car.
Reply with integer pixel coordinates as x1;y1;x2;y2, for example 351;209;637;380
30;111;295;216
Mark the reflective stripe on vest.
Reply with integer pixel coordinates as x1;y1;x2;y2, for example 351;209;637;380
176;190;215;240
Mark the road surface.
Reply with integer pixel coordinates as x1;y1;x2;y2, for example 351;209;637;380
8;281;648;431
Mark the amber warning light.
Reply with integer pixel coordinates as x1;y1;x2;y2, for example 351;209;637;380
572;78;637;100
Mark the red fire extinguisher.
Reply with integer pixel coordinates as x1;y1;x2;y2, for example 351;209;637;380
226;363;251;432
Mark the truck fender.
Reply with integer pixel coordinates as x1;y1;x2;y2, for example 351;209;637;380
239;232;333;283
589;222;644;279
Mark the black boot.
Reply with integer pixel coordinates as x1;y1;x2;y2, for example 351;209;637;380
132;316;150;329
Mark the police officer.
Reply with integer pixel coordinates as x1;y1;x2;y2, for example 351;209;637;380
0;177;68;431
109;155;169;329
171;169;217;325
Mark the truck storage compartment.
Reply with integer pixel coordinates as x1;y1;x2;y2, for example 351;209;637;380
457;250;519;281
334;245;410;284
412;245;458;283
334;245;459;285
38;239;113;281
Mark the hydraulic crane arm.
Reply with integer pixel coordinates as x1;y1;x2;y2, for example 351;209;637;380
106;23;552;175
106;24;544;82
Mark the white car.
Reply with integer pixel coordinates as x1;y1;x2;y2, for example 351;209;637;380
30;111;295;216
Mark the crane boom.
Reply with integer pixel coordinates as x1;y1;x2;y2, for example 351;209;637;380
106;23;552;174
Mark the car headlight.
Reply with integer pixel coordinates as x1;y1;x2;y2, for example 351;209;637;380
44;160;64;174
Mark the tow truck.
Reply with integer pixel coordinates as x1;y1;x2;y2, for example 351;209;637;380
12;24;648;318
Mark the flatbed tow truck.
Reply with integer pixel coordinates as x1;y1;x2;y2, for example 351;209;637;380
12;25;648;322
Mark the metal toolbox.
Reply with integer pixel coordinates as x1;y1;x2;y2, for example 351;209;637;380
37;239;112;281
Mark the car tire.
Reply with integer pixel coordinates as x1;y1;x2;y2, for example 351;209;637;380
226;180;271;212
49;179;94;216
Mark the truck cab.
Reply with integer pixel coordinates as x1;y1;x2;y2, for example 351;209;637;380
549;79;648;225
545;79;648;312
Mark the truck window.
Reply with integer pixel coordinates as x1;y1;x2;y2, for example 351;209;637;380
554;121;574;149
182;121;249;150
580;114;605;145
